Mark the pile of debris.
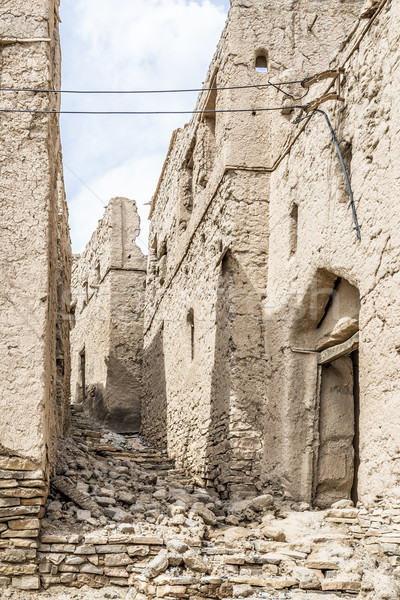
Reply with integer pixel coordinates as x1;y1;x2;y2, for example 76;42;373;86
7;408;399;599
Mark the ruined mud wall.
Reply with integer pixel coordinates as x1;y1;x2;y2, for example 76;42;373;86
56;171;72;437
263;0;400;506
71;197;146;433
143;0;364;498
0;0;71;589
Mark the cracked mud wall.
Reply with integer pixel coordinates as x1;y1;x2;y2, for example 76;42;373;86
144;0;364;498
264;0;400;506
71;198;146;433
0;0;70;468
0;1;70;587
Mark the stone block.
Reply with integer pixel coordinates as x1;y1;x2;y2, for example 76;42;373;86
21;498;46;506
74;545;96;555
0;488;43;499
229;575;298;589
321;580;361;591
20;480;46;488
11;539;38;548
0;563;37;576
0;548;28;563
11;575;40;590
50;544;76;553
109;576;130;586
65;556;85;565
0;506;40;518
59;564;79;573
0;481;18;489
2;529;39;538
0;458;38;472
80;563;104;575
127;545;150;557
96;544;127;553
8;518;40;530
156;584;187;597
60;573;77;584
40;534;69;544
104;553;132;566
0;498;20;508
304;560;339;570
104;567;130;578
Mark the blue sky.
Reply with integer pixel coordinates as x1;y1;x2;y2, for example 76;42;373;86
59;0;230;253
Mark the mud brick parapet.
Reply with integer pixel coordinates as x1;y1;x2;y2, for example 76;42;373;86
0;457;49;590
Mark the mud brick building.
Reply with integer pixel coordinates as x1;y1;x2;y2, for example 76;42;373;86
0;0;71;588
143;0;400;507
70;197;146;433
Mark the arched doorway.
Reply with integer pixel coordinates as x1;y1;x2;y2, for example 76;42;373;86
312;277;360;508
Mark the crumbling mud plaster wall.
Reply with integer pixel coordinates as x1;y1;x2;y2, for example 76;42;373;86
143;0;364;499
71;198;146;433
263;0;400;507
0;0;71;589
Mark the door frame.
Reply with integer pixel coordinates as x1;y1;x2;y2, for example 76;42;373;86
312;332;359;505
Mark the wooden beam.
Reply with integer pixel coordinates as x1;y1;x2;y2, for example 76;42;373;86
318;332;359;365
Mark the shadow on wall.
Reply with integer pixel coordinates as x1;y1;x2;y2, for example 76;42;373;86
74;355;144;434
142;323;168;449
206;254;231;496
207;251;266;499
105;354;143;434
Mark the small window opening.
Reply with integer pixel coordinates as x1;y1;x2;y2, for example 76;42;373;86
185;141;195;212
187;308;195;361
158;239;167;259
289;203;299;256
158;240;168;285
70;303;76;329
82;281;89;308
95;262;101;284
255;54;268;73
179;144;195;233
201;69;218;185
79;348;86;402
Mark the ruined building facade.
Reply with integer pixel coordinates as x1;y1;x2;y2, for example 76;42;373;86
70;197;146;433
143;0;400;507
0;0;71;588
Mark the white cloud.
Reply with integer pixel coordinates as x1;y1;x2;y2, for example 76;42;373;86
59;0;229;253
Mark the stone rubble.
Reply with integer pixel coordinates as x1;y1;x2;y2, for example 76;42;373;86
2;407;400;598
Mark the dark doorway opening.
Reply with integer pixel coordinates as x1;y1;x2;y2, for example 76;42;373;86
80;349;86;402
351;350;360;505
314;342;360;508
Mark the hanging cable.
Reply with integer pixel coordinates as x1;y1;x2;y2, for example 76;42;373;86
0;79;304;95
295;108;361;240
0;105;305;115
267;80;310;102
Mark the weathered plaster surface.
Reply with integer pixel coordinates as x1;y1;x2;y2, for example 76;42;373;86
264;0;400;504
143;0;399;506
0;0;70;587
0;0;70;466
71;198;146;433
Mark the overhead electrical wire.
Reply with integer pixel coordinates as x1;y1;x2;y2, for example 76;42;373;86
0;77;309;115
0;80;305;95
0;105;305;115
